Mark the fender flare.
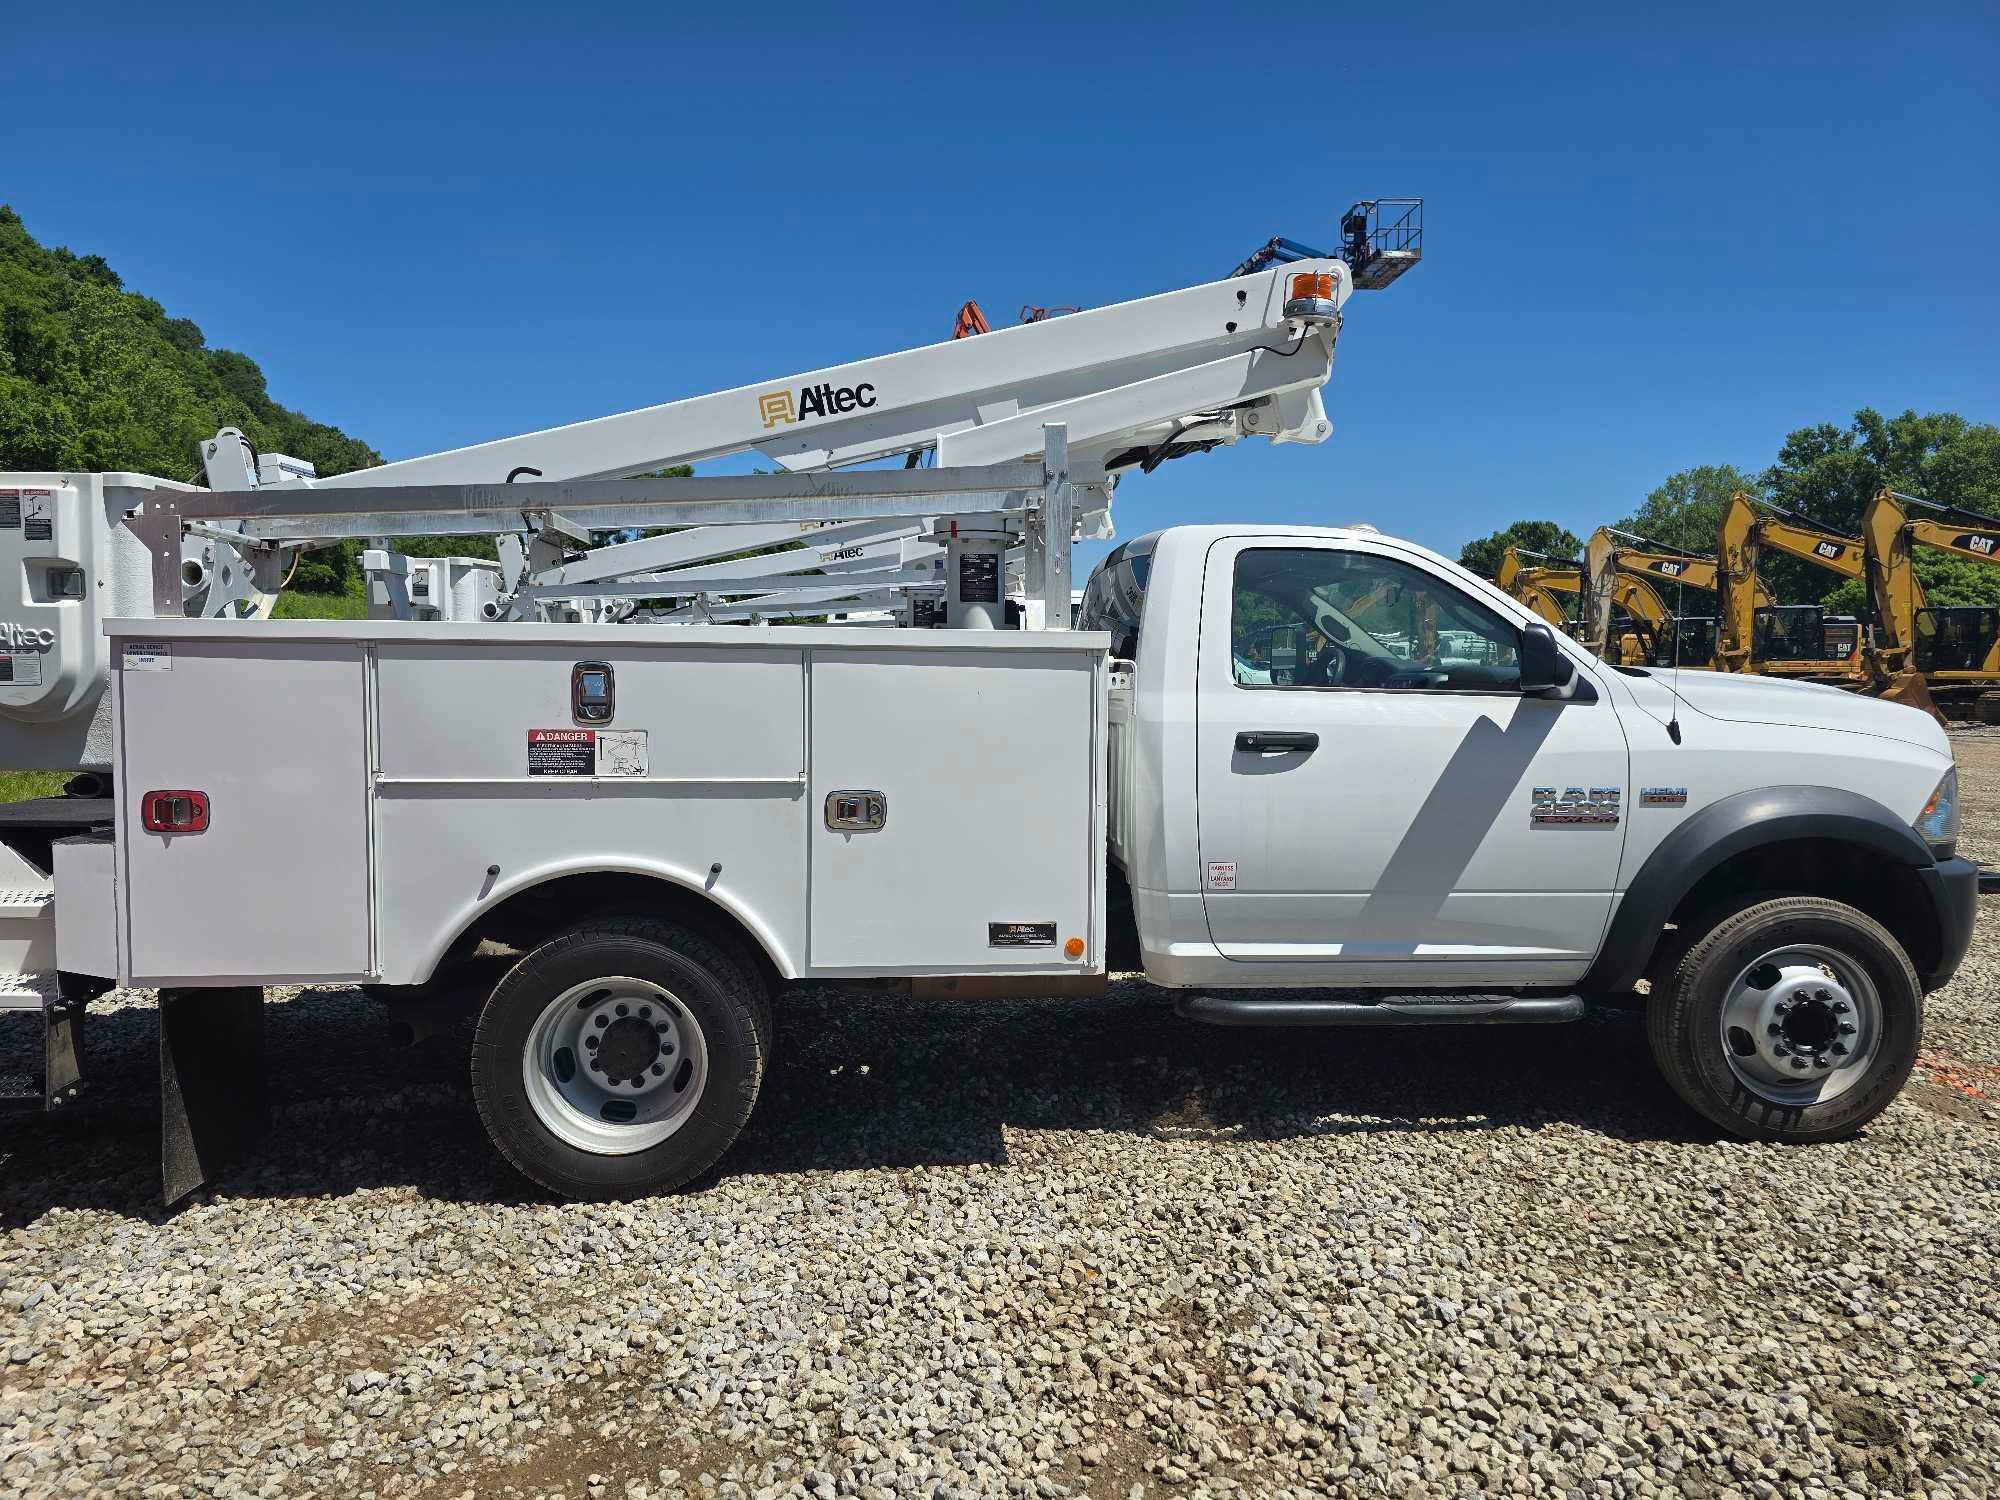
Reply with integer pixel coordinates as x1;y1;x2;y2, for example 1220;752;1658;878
1579;784;1935;993
411;857;799;985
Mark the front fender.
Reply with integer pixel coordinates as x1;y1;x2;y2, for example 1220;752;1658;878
1579;784;1935;993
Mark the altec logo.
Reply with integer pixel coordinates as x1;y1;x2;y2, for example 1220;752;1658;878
758;381;878;429
0;624;54;650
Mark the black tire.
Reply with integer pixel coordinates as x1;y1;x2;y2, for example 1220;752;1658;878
471;916;770;1200
1647;895;1921;1142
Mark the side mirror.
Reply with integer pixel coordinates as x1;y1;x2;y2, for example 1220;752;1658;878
1519;622;1576;695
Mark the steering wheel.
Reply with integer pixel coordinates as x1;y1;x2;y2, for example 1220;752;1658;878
1300;642;1347;686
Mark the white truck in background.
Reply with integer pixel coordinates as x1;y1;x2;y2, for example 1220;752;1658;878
0;204;1985;1202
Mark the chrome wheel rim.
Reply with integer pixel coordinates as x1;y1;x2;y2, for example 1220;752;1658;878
1718;943;1880;1107
523;977;709;1154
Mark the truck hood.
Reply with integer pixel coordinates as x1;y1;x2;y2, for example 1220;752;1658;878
1621;668;1948;753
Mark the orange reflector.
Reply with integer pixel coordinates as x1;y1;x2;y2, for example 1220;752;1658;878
1064;936;1085;959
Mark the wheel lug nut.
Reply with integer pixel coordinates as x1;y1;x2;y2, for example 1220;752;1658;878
652;1063;666;1076
585;1035;599;1050
1790;1057;1809;1070
589;1057;602;1071
1814;1055;1831;1069
1766;1024;1784;1037
1793;989;1810;1002
655;1022;670;1034
594;1015;608;1028
615;1003;629;1017
1831;1001;1850;1014
1839;1022;1856;1035
639;1006;652;1019
1830;1042;1848;1056
663;1042;675;1055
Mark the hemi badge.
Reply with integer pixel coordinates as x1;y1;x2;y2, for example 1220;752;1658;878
1640;787;1688;808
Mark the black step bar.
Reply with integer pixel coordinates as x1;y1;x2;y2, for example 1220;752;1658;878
1978;867;2000;896
1175;993;1586;1027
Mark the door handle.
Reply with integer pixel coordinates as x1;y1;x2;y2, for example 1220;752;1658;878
1235;731;1319;753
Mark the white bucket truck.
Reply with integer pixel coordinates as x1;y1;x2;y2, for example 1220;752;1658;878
0;206;1984;1200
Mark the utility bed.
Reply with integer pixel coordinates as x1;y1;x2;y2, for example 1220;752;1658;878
78;619;1110;989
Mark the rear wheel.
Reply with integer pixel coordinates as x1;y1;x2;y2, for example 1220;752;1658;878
471;917;769;1199
1648;895;1920;1142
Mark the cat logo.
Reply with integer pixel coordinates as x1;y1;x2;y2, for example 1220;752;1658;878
1813;541;1846;561
1655;560;1687;577
1953;531;1998;556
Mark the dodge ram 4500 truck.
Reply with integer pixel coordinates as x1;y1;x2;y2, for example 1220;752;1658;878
5;523;1981;1201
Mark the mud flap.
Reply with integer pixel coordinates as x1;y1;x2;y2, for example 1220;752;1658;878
160;987;267;1205
43;989;85;1108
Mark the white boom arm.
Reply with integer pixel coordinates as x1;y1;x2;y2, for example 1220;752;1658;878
295;260;1352;498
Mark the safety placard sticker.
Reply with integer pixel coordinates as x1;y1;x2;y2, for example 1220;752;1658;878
528;728;649;777
1206;861;1238;890
0;654;43;686
122;641;173;672
594;729;648;777
20;490;52;543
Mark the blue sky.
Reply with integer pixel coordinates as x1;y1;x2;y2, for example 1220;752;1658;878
7;1;1996;570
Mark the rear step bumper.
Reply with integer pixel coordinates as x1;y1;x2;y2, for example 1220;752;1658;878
1175;993;1586;1027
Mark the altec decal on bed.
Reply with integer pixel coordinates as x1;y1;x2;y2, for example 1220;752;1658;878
527;729;649;777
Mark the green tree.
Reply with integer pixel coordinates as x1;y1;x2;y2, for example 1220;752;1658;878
1613;464;1759;553
0;204;380;481
1764;408;2000;533
1457;520;1582;580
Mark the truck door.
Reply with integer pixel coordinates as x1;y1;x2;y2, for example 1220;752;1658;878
1196;536;1629;986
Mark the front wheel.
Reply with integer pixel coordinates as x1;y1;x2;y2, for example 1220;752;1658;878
471;918;769;1199
1648;895;1921;1142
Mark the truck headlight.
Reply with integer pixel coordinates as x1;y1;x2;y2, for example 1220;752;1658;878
1916;767;1960;858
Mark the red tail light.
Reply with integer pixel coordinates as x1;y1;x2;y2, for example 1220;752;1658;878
142;790;209;833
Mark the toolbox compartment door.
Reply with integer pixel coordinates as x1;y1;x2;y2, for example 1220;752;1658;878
808;646;1100;972
116;640;371;982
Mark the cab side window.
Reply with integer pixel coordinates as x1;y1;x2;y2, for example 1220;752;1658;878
1232;548;1523;692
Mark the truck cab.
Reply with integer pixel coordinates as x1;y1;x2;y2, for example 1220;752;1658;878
1088;524;1980;1144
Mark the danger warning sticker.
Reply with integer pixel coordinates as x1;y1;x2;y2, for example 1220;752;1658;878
528;728;649;778
528;729;595;776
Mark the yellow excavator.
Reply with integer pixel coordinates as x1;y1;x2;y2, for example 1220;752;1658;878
1500;545;1669;665
1714;493;1867;680
1581;527;1773;667
1496;546;1577;629
1861;489;2000;719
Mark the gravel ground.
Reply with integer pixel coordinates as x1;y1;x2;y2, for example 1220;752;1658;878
2;747;1998;1499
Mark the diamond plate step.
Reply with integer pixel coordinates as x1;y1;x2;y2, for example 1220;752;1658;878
0;1072;40;1102
0;973;58;1013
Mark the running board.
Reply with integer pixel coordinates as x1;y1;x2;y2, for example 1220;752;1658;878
1174;993;1586;1027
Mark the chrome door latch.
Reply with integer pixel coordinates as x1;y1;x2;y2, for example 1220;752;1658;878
824;790;887;831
